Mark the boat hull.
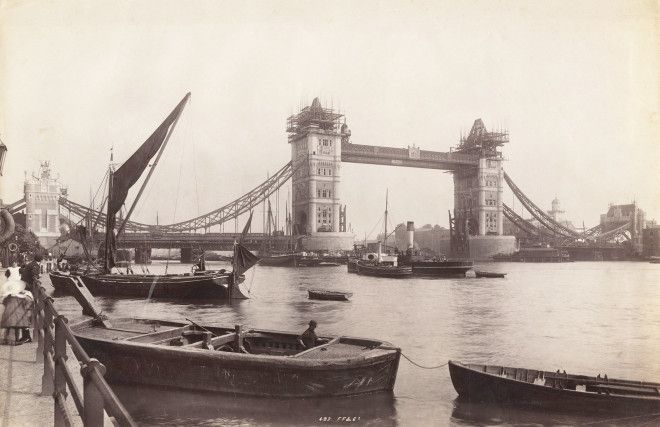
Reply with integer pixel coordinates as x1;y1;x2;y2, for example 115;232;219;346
356;263;412;278
71;319;400;398
409;261;473;277
308;290;352;301
448;361;660;414
474;271;506;278
49;271;237;299
258;254;297;267
259;255;333;267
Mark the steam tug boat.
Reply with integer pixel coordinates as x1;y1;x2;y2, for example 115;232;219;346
398;221;474;277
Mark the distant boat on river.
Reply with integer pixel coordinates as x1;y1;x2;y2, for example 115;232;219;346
474;271;507;278
308;289;352;301
493;247;570;263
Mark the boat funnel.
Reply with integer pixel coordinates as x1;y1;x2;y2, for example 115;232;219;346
406;221;414;250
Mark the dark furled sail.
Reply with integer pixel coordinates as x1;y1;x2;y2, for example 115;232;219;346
234;211;260;276
233;244;260;276
104;93;191;272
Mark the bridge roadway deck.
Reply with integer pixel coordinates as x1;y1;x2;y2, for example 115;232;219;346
117;232;292;250
340;142;479;170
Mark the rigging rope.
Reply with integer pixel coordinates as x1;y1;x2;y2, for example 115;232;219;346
165;132;187;274
365;214;384;242
90;169;109;212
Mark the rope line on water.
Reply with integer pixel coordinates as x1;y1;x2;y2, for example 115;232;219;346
399;352;448;370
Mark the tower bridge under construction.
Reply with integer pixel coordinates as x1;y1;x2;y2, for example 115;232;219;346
2;98;646;262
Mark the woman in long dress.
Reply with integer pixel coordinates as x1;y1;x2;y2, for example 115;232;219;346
1;261;33;344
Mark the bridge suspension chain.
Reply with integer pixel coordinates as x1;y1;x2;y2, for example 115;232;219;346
60;161;295;233
502;203;543;238
503;172;579;239
594;221;632;241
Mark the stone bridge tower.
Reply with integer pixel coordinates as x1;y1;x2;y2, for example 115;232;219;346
24;161;63;248
287;98;353;250
452;119;515;258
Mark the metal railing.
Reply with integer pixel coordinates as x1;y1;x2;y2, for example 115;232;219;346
32;279;136;426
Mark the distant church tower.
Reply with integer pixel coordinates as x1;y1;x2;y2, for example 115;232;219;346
24;162;62;248
547;197;565;222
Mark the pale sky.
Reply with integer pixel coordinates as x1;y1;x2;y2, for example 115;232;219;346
1;0;658;237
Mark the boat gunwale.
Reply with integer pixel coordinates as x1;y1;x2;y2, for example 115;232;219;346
70;318;400;370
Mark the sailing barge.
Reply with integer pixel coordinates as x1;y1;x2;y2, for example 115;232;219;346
49;270;243;299
448;361;660;413
51;93;259;299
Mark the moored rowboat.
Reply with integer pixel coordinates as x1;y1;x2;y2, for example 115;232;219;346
474;271;507;278
448;361;660;413
65;277;401;398
70;317;400;397
308;289;352;301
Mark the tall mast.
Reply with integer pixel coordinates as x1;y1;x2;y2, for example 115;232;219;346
103;167;114;273
383;189;388;251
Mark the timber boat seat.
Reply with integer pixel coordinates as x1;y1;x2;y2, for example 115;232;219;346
125;326;193;343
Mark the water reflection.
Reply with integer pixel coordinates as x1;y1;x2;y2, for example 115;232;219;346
46;261;660;426
112;384;397;426
450;397;660;426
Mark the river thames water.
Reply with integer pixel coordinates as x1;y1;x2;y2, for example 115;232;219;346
47;261;660;426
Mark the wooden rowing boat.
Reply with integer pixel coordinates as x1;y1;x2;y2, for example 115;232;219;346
308;289;352;301
65;277;401;397
448;361;660;413
474;271;507;278
70;317;400;397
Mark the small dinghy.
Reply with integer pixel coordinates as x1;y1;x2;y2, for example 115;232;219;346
448;361;660;413
308;289;353;301
474;271;507;278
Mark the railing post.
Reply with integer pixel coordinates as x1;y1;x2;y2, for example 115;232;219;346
53;315;69;427
41;296;55;396
34;286;45;363
81;359;106;427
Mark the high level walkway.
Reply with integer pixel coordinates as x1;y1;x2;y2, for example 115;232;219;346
341;142;478;170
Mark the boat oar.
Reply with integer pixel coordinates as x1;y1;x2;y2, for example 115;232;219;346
185;318;217;337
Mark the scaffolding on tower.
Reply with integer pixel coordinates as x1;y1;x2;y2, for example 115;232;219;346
286;98;344;138
454;119;508;157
